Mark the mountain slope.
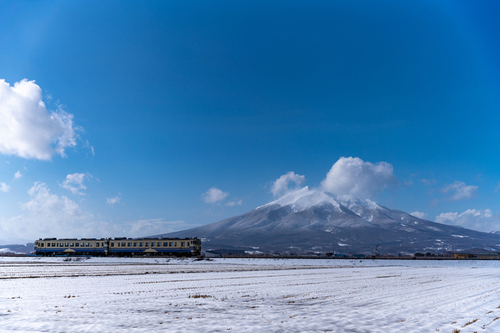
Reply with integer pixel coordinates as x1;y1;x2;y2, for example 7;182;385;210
157;187;500;254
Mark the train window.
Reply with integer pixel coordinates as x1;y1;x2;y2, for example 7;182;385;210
85;243;89;247
70;243;74;247
64;243;68;247
40;243;44;247
127;242;132;247
80;243;84;247
75;243;79;247
163;242;168;247
151;242;155;247
52;243;56;247
145;242;149;247
96;243;100;247
111;242;115;247
121;242;126;247
181;242;185;247
139;242;143;247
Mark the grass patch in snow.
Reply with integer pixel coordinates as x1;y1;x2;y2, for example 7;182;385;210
463;318;478;327
189;294;212;299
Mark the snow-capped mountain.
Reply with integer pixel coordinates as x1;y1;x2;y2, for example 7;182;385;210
158;187;500;254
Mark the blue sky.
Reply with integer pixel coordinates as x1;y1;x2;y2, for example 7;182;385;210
1;0;499;243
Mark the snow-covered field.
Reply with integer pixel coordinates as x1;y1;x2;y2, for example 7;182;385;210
1;258;499;332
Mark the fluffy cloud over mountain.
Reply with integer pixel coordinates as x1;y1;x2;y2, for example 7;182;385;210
0;79;78;160
271;171;305;198
435;209;500;232
320;157;397;199
411;211;429;220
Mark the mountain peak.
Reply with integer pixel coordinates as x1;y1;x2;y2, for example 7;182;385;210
159;188;500;254
258;187;381;213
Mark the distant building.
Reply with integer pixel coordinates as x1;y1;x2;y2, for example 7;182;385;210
454;253;473;259
475;252;500;259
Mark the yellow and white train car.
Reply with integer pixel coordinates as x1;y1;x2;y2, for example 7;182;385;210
34;237;201;257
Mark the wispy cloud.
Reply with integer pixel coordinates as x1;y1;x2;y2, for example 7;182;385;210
107;196;121;205
14;171;22;179
129;218;189;237
225;199;243;207
420;178;436;185
83;140;95;157
441;181;478;201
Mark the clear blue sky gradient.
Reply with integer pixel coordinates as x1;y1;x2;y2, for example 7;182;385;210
1;0;499;241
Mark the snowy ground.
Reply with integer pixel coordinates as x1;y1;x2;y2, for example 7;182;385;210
1;258;499;332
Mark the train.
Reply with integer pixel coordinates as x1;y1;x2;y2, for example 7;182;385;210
34;237;201;257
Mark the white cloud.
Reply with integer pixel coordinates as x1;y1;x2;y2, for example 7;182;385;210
0;183;190;242
441;181;478;201
202;187;229;204
23;182;82;218
83;140;95;157
107;196;121;205
420;178;436;185
410;211;429;220
0;79;78;160
271;171;306;198
14;171;22;179
0;182;95;240
129;219;188;237
0;182;10;193
60;173;90;195
320;157;397;199
435;209;500;232
225;199;243;207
